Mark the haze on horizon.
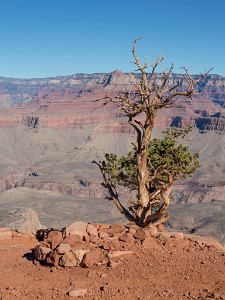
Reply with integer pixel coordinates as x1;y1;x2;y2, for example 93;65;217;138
0;0;224;78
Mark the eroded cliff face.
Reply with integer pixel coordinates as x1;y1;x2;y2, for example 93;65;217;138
0;71;224;132
0;71;225;204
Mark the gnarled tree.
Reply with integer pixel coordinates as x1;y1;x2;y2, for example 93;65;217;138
93;38;209;228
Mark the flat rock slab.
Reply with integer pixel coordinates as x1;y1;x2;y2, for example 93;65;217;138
107;250;133;259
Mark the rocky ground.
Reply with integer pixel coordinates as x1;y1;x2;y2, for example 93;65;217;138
0;224;225;300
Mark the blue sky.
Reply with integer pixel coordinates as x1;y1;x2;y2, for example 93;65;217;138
0;0;224;78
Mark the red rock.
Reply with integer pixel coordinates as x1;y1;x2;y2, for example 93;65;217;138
65;221;88;238
35;245;52;261
98;232;109;239
46;250;62;266
39;241;51;248
113;231;126;238
86;224;98;236
142;236;161;250
82;248;102;268
128;224;139;230
89;235;99;244
99;241;111;250
110;224;124;233
59;249;89;267
71;242;87;250
107;250;133;259
63;234;83;246
45;231;63;249
56;243;72;254
83;235;90;243
128;228;137;235
119;232;133;242
95;224;110;229
111;239;121;250
134;228;148;241
147;226;158;237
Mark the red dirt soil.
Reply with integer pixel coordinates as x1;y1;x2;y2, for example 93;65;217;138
0;234;225;300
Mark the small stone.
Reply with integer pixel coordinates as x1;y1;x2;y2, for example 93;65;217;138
68;288;87;297
99;232;109;239
128;228;137;235
82;248;102;268
110;224;124;233
56;243;72;255
119;232;133;242
134;228;148;241
111;239;121;250
147;226;158;237
107;250;133;259
95;224;110;229
86;224;98;236
34;245;52;261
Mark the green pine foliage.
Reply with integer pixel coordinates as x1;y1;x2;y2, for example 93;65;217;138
98;127;200;196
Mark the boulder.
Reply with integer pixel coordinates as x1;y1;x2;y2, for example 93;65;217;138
65;221;88;238
0;208;46;235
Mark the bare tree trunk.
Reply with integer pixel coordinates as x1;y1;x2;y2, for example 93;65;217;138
136;112;155;225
